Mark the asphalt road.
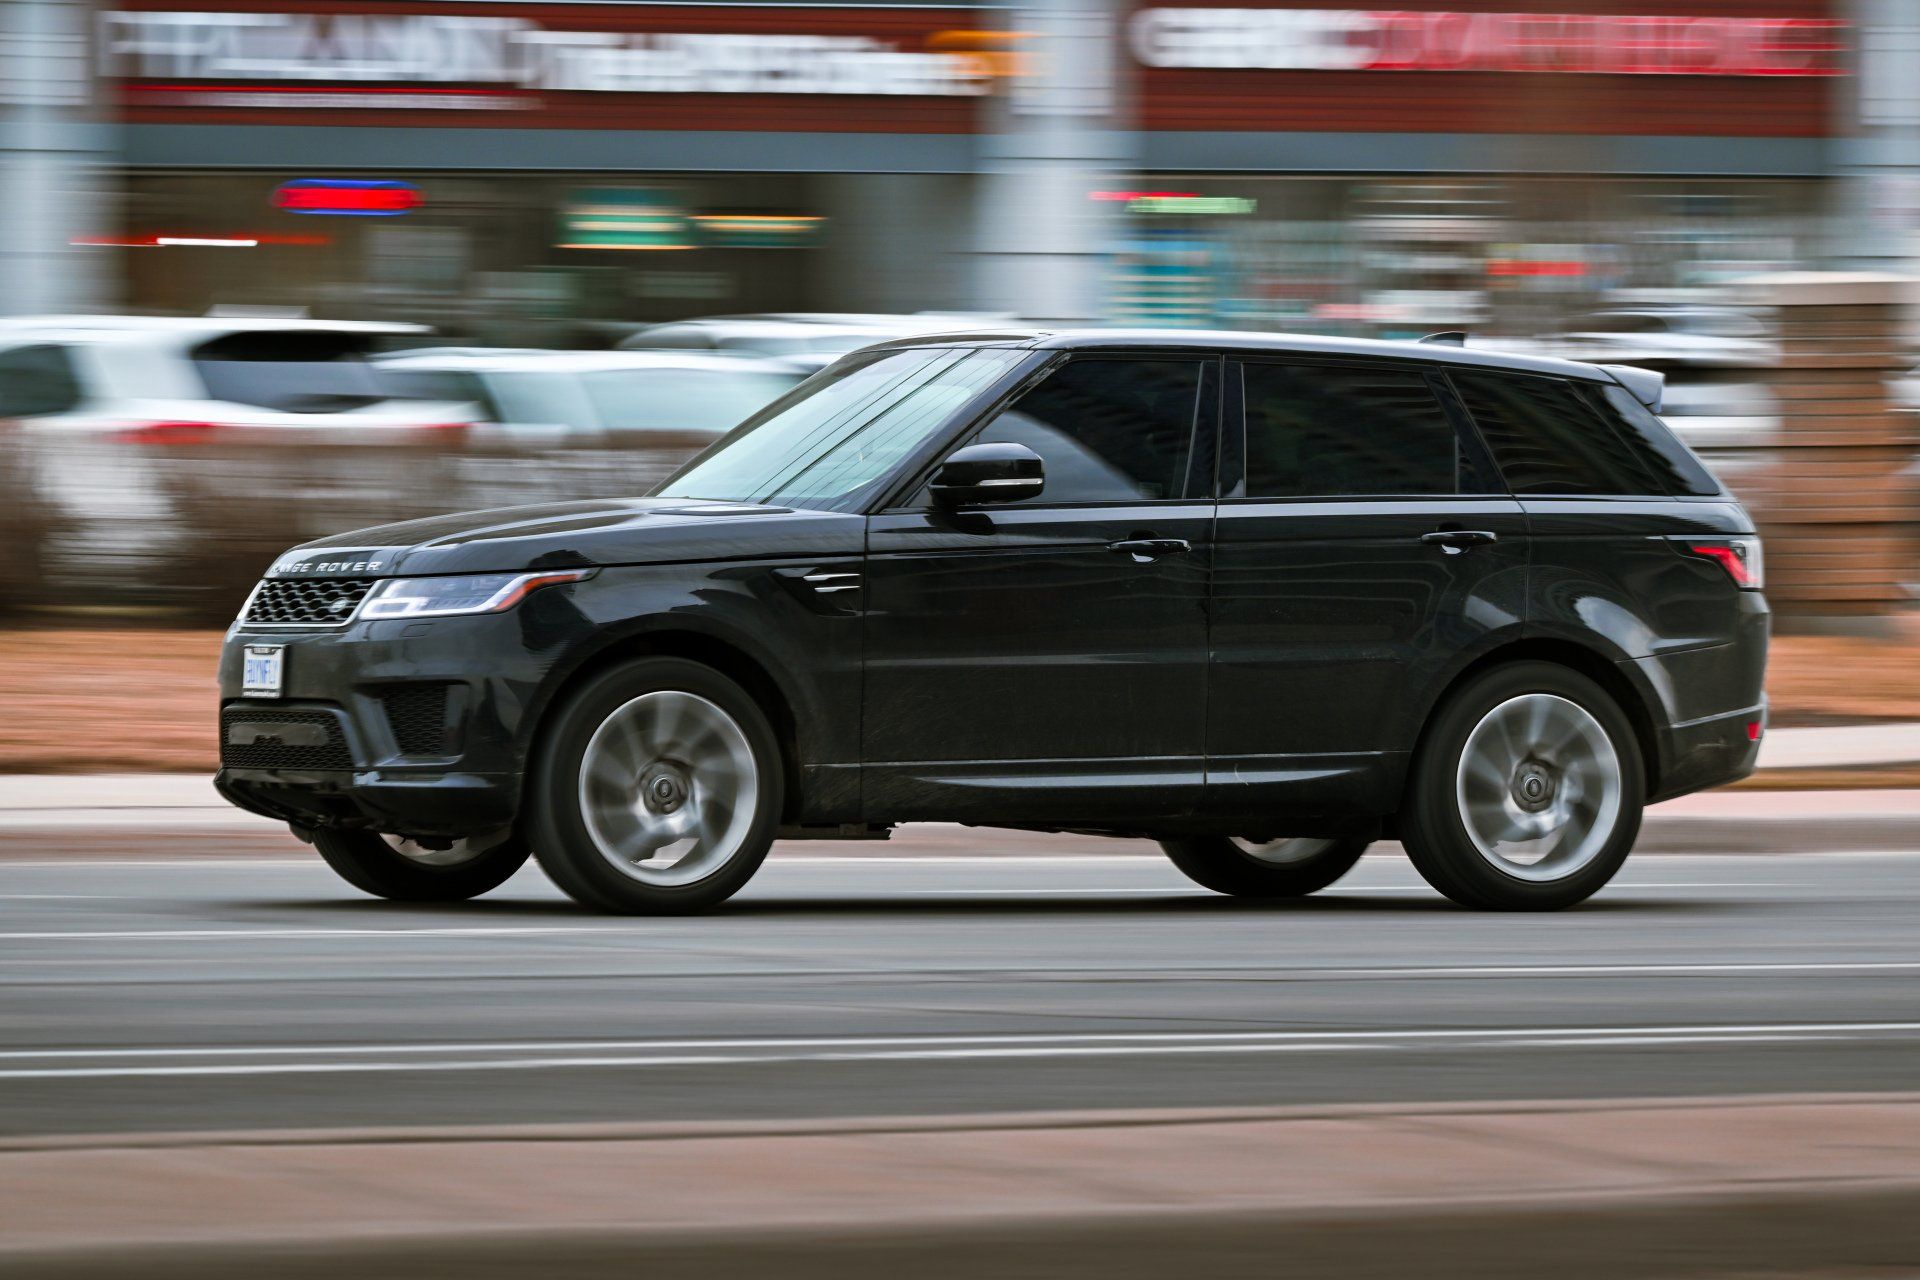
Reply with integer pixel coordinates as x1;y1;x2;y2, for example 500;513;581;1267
3;839;1919;1138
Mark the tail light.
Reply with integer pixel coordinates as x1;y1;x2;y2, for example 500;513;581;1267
1682;537;1764;590
112;420;225;446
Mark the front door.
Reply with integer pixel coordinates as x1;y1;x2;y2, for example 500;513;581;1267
862;354;1219;825
1206;357;1530;823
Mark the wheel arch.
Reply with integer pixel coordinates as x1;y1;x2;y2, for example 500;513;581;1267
520;623;807;821
1408;638;1664;796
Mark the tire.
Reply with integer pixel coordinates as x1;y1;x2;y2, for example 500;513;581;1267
1400;661;1645;911
529;657;783;914
311;828;530;902
1160;836;1369;898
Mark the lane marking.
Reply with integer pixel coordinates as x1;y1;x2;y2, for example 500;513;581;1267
2;1021;1917;1080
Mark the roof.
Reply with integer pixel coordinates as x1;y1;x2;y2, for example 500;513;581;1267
864;327;1623;382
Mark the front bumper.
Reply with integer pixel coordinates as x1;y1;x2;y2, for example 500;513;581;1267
216;608;570;838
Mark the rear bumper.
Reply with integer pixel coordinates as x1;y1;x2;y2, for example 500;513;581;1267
1649;703;1765;803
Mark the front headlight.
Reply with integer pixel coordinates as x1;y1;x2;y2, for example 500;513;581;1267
359;570;595;620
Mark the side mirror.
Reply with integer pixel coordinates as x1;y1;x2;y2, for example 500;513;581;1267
929;442;1045;506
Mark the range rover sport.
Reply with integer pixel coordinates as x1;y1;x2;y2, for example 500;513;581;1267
217;329;1768;913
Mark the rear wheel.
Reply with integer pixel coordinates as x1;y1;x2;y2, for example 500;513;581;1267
530;657;783;914
1159;835;1369;897
311;828;529;902
1399;661;1644;911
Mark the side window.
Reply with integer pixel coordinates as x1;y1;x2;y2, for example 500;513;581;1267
1452;372;1667;496
0;344;83;418
972;357;1203;504
1585;384;1723;498
1241;362;1461;498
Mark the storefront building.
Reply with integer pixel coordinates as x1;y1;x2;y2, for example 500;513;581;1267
4;0;1912;335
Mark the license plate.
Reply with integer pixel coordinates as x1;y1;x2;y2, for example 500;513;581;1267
241;645;285;699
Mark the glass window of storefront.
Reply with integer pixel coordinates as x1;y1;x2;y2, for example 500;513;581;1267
1103;177;1828;339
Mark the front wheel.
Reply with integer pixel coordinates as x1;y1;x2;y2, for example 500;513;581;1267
1399;661;1644;911
529;657;783;914
1159;836;1369;898
311;828;530;902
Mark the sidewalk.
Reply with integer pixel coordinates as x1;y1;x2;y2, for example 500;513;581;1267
3;1095;1916;1279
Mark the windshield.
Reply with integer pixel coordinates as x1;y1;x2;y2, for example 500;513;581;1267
657;346;1027;512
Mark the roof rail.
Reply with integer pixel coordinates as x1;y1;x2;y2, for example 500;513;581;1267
1418;331;1467;346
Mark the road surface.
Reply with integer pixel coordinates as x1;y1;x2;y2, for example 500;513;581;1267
3;839;1918;1137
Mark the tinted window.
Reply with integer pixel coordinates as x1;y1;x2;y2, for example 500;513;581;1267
974;357;1202;504
0;344;83;417
1452;372;1667;496
1588;383;1723;497
659;346;1025;512
192;331;391;413
1242;362;1460;498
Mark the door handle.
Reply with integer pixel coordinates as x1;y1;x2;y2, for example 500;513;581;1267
1107;537;1191;562
1420;530;1499;555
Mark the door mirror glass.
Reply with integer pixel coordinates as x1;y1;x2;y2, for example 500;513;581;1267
930;442;1045;506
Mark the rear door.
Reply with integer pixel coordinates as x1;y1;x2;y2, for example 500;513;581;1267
1205;358;1529;819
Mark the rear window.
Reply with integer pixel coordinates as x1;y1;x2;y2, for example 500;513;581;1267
1451;371;1668;496
0;344;83;418
191;331;394;414
1586;383;1724;497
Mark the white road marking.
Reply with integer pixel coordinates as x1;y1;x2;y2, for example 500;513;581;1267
2;1021;1917;1080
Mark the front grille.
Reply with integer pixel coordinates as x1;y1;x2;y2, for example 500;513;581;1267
244;577;378;627
220;707;354;771
382;684;453;756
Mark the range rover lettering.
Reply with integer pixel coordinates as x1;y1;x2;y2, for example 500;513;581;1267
217;330;1768;913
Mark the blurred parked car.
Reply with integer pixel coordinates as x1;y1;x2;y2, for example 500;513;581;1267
618;313;1009;372
1653;367;1779;493
1558;308;1776;368
374;348;803;519
374;348;800;441
0;316;477;616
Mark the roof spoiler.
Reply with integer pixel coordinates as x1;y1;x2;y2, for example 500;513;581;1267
1418;331;1467;346
1599;364;1665;413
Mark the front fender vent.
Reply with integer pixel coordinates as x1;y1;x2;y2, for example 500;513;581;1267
773;566;863;616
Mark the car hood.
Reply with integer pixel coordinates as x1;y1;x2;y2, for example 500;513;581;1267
267;498;866;579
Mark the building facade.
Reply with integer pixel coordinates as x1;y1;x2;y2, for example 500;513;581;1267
4;0;1910;335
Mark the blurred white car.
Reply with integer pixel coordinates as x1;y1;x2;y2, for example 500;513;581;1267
0;316;466;440
374;349;801;441
618;313;1010;372
1558;308;1776;367
0;316;474;599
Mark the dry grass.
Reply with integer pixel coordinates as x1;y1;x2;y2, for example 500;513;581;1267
2;626;1920;776
0;630;221;773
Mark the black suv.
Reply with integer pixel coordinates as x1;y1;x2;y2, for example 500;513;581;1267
218;330;1767;913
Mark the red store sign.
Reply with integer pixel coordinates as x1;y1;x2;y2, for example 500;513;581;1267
104;2;992;132
1132;2;1846;138
1132;9;1846;76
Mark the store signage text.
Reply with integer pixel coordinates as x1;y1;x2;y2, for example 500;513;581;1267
1131;10;1847;77
100;11;991;96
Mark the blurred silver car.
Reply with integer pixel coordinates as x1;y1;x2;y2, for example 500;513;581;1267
374;348;799;441
1558;308;1776;368
374;348;803;515
618;313;1009;372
